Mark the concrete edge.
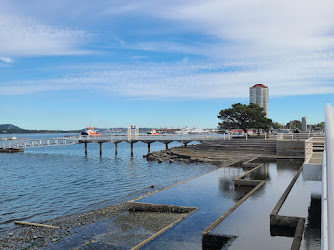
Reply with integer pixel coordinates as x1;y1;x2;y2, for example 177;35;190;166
269;165;306;250
202;180;265;235
130;207;199;250
291;218;306;250
270;166;304;217
128;202;197;214
234;163;263;181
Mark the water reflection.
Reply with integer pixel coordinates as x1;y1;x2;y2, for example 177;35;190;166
304;194;321;250
218;176;253;202
244;163;270;181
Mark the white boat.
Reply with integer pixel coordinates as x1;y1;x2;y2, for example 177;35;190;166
189;128;209;134
174;127;190;134
81;126;102;136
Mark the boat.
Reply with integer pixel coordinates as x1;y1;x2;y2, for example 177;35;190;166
174;127;190;135
147;129;161;135
189;128;210;134
81;127;102;136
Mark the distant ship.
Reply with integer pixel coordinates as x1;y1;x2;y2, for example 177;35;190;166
147;129;161;135
81;127;102;136
174;127;190;135
189;128;210;134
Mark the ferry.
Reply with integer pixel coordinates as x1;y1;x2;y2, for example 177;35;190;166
81;127;102;136
147;129;161;135
174;127;190;135
189;128;210;134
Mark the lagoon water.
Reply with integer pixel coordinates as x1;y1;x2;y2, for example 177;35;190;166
0;133;215;235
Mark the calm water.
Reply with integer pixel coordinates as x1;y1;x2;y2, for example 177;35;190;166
0;133;215;234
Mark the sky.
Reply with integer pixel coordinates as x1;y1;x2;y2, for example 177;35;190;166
0;0;333;130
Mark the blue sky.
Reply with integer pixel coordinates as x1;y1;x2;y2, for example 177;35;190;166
1;0;333;130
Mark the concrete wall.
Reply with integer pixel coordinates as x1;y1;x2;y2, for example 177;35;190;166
276;141;305;157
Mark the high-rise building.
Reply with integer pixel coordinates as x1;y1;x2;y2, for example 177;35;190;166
302;117;307;131
249;84;269;118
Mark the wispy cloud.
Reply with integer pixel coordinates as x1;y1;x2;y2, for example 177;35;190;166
1;0;333;99
0;10;90;58
1;57;333;98
0;57;13;63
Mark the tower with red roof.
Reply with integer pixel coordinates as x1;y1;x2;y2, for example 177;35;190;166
249;84;269;118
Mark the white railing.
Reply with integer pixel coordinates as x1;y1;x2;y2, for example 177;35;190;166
304;137;325;164
1;134;226;149
277;132;325;141
1;138;80;149
79;134;225;142
324;104;334;250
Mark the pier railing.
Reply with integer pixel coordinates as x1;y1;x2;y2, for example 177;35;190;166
277;132;324;141
304;137;325;164
77;134;224;142
0;137;80;149
0;134;225;149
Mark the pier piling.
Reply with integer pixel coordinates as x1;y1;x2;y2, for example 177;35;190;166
131;142;134;156
165;143;168;150
148;143;151;154
115;143;118;155
99;143;102;156
85;143;87;156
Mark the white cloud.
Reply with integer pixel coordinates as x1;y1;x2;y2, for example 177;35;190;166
0;0;333;99
1;57;333;98
0;57;13;63
0;12;90;58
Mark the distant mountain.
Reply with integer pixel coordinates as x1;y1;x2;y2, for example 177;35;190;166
0;124;21;130
0;124;81;134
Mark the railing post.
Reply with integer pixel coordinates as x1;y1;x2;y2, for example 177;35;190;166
245;133;248;140
264;132;267;140
228;133;231;140
292;133;294;141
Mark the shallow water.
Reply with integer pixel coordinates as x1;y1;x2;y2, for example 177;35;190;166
0;133;215;234
138;159;320;250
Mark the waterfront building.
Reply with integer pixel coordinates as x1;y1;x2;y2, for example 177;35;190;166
302;117;307;131
249;84;269;118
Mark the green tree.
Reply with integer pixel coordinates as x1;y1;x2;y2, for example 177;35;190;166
272;122;283;129
218;103;272;132
286;120;301;130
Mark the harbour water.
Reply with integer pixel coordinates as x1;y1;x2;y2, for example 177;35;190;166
0;133;214;235
0;134;322;249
